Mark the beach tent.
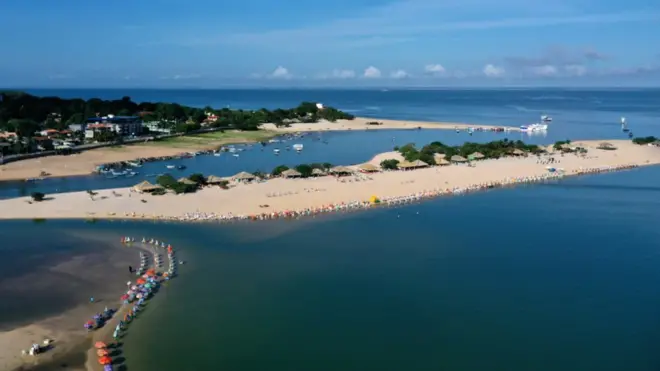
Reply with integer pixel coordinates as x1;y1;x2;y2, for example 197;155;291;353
397;160;429;169
434;153;447;159
358;163;379;172
369;195;380;204
206;175;225;184
435;158;450;166
94;342;107;349
511;148;526;156
232;171;256;181
133;181;163;193
311;168;326;176
98;356;112;365
177;177;196;185
329;166;353;175
450;155;468;163
597;142;616;150
281;169;302;178
469;152;485;160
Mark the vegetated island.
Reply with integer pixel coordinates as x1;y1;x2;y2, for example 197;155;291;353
1;138;658;222
0;92;513;181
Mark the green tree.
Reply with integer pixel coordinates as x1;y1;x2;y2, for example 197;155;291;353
294;164;313;177
380;159;400;170
271;165;289;176
9;119;40;137
31;192;45;202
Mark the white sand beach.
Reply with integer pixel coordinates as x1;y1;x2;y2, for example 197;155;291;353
0;140;657;222
262;117;515;132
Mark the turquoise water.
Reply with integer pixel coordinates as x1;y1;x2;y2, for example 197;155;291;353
2;88;658;198
3;166;659;370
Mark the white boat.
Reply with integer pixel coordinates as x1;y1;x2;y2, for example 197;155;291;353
292;144;303;151
520;123;548;132
621;117;626;125
166;165;175;169
232;154;239;158
541;115;552;122
273;149;280;154
213;153;221;157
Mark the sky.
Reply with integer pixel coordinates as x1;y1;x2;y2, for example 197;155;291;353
1;0;659;87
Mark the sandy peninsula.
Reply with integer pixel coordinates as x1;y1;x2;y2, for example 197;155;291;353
0;140;657;222
262;116;515;132
0;117;511;182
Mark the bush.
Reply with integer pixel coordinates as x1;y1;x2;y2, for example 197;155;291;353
632;136;657;145
271;165;290;176
31;192;45;202
188;173;206;185
157;174;196;194
380;159;400;170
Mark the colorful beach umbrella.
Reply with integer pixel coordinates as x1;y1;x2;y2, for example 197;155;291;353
97;349;109;357
120;294;129;300
94;341;107;349
104;365;113;371
98;356;112;365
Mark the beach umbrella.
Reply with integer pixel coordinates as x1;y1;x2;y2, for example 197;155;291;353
86;320;96;326
98;356;112;365
97;349;109;357
120;294;129;300
94;341;107;349
104;365;113;371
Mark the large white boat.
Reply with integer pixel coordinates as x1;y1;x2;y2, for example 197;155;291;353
292;144;303;152
520;123;548;132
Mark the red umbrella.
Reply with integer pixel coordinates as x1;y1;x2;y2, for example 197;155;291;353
94;341;107;349
98;356;112;365
97;349;109;357
120;294;129;300
86;320;95;325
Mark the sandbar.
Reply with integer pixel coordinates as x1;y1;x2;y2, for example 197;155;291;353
0;140;657;222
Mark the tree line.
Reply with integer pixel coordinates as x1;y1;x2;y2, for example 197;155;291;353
0;91;354;136
395;139;542;165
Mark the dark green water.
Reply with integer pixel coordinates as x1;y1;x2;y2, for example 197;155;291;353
2;167;660;371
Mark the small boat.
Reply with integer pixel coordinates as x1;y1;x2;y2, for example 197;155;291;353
213;153;221;157
166;165;175;169
541;115;552;122
176;165;186;170
292;144;303;152
273;149;280;155
232;154;239;158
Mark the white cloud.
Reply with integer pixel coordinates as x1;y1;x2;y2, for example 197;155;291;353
363;66;381;78
331;69;356;79
531;65;558;76
159;74;201;80
424;64;446;75
271;66;292;79
390;69;409;79
564;64;587;76
483;64;505;77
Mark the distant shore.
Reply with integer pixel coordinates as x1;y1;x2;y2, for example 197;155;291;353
0;117;514;182
0;140;657;222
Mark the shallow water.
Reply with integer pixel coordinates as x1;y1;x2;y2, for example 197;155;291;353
3;166;659;371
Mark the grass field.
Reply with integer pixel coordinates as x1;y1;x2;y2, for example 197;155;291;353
140;130;278;149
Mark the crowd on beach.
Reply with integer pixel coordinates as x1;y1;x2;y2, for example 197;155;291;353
116;163;639;223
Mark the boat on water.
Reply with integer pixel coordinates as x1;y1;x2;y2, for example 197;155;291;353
213;153;221;157
127;161;142;167
232;154;239;158
541;115;552;122
273;149;280;155
176;165;186;170
166;165;175;169
520;123;548;132
292;144;303;152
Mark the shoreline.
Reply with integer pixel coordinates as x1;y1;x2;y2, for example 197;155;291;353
1;140;658;222
0;117;514;182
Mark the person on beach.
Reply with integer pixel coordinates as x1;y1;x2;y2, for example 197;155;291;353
90;296;94;303
128;265;134;273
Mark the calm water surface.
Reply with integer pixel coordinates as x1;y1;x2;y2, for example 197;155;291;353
1;88;658;198
3;166;660;371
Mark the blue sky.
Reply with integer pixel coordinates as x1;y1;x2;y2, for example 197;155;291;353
1;0;659;87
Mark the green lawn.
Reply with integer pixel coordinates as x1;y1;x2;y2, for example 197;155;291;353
140;130;278;149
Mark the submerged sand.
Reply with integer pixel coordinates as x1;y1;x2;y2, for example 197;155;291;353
0;233;141;371
0;140;657;222
0;117;511;182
